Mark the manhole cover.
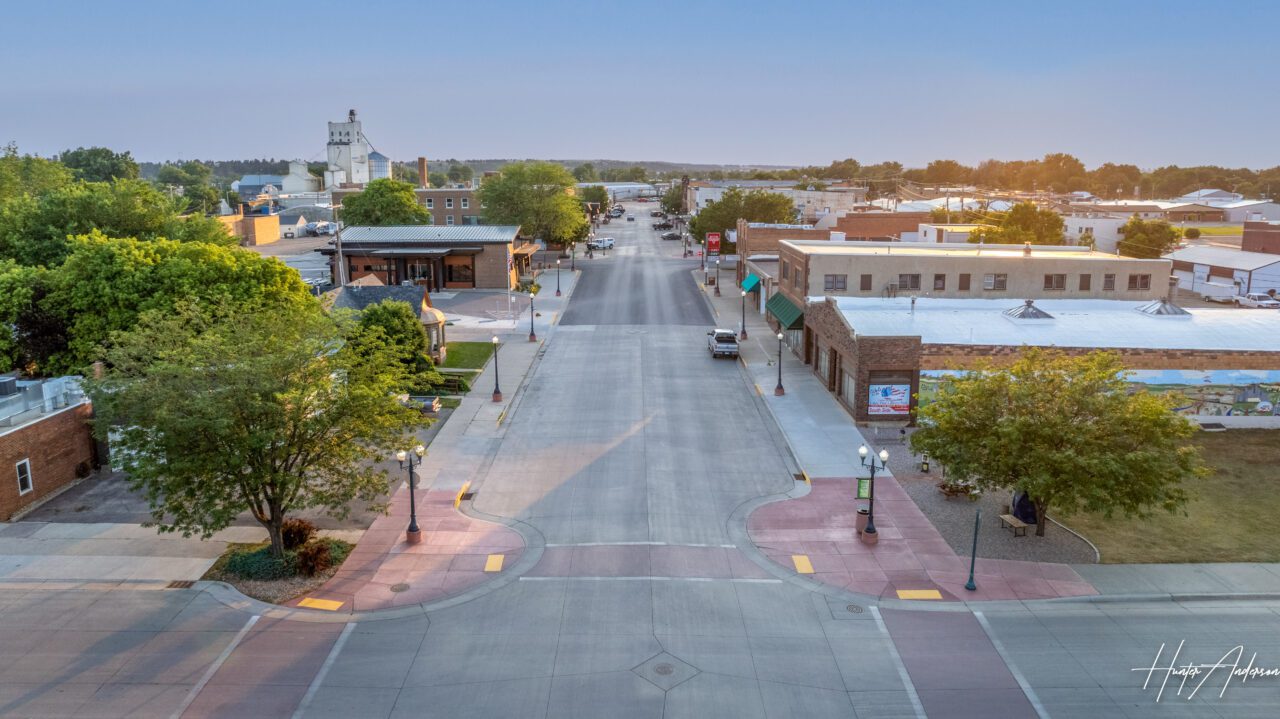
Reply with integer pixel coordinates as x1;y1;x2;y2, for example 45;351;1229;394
846;604;864;614
390;583;411;593
654;663;674;676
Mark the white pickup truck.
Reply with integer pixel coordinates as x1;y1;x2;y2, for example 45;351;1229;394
1235;293;1280;309
707;329;739;358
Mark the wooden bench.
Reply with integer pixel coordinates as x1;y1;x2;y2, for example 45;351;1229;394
999;514;1028;537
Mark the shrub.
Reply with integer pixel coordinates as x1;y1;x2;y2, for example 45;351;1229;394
281;518;317;550
225;546;296;580
296;541;333;577
1183;227;1201;239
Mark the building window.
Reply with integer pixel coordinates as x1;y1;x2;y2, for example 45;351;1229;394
983;273;1008;291
1043;274;1067;291
823;274;847;291
816;343;830;381
463;215;480;225
16;459;32;496
1103;273;1116;291
897;273;921;291
793;271;802;290
425;198;434;209
445;259;474;284
1128;274;1151;291
860;274;872;291
461;198;469;209
1079;274;1091;291
933;274;946;291
446;215;455;225
446;198;454;209
841;371;856;405
781;261;790;280
959;273;971;291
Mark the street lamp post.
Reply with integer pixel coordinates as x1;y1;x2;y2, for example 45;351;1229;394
965;509;981;591
528;290;538;343
490;336;502;402
739;290;748;340
774;332;785;396
395;444;427;544
858;445;889;545
714;259;721;296
555;259;562;297
571;240;577;271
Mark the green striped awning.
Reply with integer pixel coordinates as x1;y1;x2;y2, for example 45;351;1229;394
766;292;804;330
740;273;761;293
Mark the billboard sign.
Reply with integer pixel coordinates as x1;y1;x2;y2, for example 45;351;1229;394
706;232;721;256
867;384;910;415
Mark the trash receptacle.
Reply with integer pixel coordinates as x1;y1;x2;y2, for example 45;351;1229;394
855;506;870;536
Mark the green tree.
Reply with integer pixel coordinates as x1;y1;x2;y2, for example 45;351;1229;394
428;171;448;188
156;160;219;214
338;178;431;226
0;178;234;267
689;188;795;252
660;184;684;214
0;260;47;372
85;303;422;558
922;159;972;185
572;163;599;182
964;202;1064;246
1117;216;1180;259
59;147;140;182
910;349;1206;537
356;299;445;394
477;162;588;244
0;143;72;204
578;185;610;216
446;163;474;184
30;232;313;374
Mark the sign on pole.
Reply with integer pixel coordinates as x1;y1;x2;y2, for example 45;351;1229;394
706;232;721;257
856;479;871;499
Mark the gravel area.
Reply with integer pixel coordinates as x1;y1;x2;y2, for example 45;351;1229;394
871;429;1098;564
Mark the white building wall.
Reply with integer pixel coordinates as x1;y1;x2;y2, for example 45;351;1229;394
1247;263;1280;294
1224;203;1280;223
1062;215;1127;253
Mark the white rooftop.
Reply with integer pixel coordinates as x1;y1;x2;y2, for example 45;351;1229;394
1164;246;1280;271
823;296;1280;352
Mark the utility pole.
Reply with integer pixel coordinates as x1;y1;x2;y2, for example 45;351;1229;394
333;203;346;286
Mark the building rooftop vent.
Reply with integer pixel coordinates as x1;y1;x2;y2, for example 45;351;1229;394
1135;299;1192;316
1003;299;1054;320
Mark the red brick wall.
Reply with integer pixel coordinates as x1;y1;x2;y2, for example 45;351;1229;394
804;299;923;421
0;404;96;520
1243;222;1280;255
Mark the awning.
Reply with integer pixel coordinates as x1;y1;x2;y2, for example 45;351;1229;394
512;244;539;256
766;293;804;330
371;249;451;257
740;273;761;293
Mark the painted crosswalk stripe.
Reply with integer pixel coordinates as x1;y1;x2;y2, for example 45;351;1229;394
171;614;259;719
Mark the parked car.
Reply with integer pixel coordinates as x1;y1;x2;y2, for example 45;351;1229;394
650;210;663;217
587;237;615;250
707;329;739;358
653;221;674;230
1235;293;1280;309
661;232;681;241
626;215;635;221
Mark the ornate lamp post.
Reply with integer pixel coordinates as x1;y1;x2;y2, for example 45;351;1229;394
395;444;427;543
858;445;889;545
714;259;722;296
555;259;562;297
739;290;749;340
528;289;538;343
774;332;785;396
965;509;981;591
491;335;502;402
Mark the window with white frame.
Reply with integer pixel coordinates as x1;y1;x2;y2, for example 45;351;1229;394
983;273;1008;291
446;198;454;209
425;198;434;209
16;459;32;495
461;198;469;209
446;215;455;225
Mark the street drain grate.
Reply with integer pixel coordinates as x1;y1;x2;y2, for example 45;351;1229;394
390;583;411;593
166;580;195;589
654;663;674;676
846;604;864;614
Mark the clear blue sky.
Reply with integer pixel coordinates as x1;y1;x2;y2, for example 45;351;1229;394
4;0;1276;169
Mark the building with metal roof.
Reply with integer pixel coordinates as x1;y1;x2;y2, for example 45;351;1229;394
1165;245;1280;296
316;225;526;291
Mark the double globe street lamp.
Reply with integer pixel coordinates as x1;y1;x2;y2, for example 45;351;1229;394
858;445;889;545
395;444;427;544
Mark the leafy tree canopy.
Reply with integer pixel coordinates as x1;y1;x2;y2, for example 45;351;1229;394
572;163;599;182
86;302;423;557
428;172;448;188
446;163;473;183
689;187;795;251
0;143;73;204
59;146;139;182
965;202;1065;245
1117;216;1180;259
910;349;1206;536
338;178;431;226
355;299;445;394
477;161;588;244
660;184;684;214
578;185;610;216
0;178;235;267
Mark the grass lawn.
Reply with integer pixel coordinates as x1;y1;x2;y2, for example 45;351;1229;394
442;341;495;369
1064;430;1280;563
1190;225;1243;236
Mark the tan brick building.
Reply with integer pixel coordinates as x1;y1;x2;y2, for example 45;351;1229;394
0;377;97;521
319;225;526;290
735;212;933;282
801;296;1280;424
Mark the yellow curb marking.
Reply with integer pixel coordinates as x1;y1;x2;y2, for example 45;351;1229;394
484;554;505;572
801;471;811;485
791;555;814;574
896;589;943;600
298;597;344;611
454;481;471;509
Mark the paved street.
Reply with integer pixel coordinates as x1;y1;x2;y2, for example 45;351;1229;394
2;202;1280;717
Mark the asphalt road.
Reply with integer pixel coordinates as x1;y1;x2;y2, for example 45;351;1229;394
4;202;1280;717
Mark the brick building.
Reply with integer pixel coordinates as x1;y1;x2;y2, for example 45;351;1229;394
800;296;1280;425
0;376;96;521
1243;221;1280;255
318;225;527;290
735;212;931;282
331;183;481;227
